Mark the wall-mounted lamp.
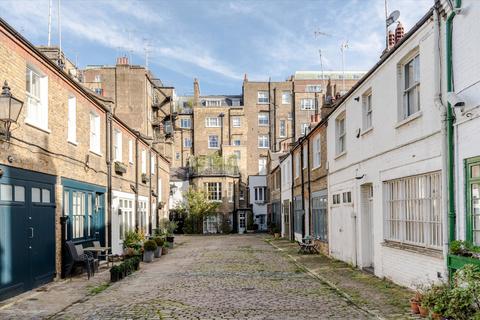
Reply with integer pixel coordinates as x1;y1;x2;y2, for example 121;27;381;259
354;96;360;102
0;81;24;141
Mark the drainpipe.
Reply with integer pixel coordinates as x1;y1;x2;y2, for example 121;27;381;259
106;111;113;248
432;5;449;274
307;138;312;237
446;0;461;245
300;141;305;239
135;135;139;230
290;152;295;241
148;149;152;235
156;154;160;232
273;88;277;152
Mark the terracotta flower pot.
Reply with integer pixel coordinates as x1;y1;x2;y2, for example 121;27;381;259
409;298;420;314
418;305;429;318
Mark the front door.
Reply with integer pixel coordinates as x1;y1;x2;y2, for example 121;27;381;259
283;200;290;239
0;167;55;301
238;211;246;234
361;184;374;270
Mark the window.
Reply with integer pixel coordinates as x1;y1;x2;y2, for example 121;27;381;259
301;123;309;135
141;150;147;174
312;193;328;240
205;182;222;201
231;99;241;106
336;113;346;155
279;120;286;137
258;157;267;175
301;98;314;110
333;194;341;204
232;117;241;127
184;138;192;148
402;54;420;119
228;182;233;202
72;191;85;239
306;85;321;93
89;112;101;154
94;74;101;83
282;91;291;104
362;90;373;130
234;150;241;160
287;112;293;120
151;155;155;175
119;198;134;240
175;152;180;160
158;178;163;202
294;197;303;234
342;191;352;203
205;117;220;127
208;135;219;149
114;129;122;162
257;91;269;104
258;135;269;148
67;96;77;143
233;138;241;146
313;134;321;168
128;140;133;164
138;200;148;235
466;157;480;245
295;152;300;178
384;171;442;249
26;66;48;130
239;189;245;200
254;187;266;202
204;99;222;107
258;113;269;126
303;145;308;169
180;118;191;128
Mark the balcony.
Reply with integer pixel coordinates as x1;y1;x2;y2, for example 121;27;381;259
189;165;240;177
152;96;172;110
189;154;240;178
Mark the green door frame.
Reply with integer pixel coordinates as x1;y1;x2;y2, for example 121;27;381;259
465;156;480;244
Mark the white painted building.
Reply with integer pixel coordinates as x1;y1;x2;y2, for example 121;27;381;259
248;175;268;231
168;180;189;210
280;154;292;238
450;1;480;250
326;8;447;287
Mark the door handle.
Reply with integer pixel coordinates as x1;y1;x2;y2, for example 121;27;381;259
29;227;34;239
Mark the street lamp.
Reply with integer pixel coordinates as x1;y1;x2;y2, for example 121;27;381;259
0;81;24;141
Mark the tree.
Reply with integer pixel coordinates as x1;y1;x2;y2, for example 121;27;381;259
175;187;220;234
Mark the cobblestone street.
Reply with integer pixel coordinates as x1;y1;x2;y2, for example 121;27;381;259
3;235;371;320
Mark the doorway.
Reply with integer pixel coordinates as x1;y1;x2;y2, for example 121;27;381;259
360;184;374;272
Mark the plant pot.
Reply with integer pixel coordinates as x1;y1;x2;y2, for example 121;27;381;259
409;298;420;314
274;233;280;239
110;271;120;282
143;250;155;263
166;236;174;243
418;305;429;318
167;241;174;248
163;247;169;254
154;246;162;258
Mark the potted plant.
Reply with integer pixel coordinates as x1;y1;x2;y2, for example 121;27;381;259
143;240;157;263
272;225;281;239
162;242;169;255
133;256;140;270
110;265;120;282
154;237;164;258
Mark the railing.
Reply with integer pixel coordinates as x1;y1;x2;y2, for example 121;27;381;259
189;165;240;177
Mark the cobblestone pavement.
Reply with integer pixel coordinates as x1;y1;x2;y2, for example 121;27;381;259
44;235;370;320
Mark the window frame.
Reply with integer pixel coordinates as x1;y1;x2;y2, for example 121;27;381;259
401;54;421;120
279;119;286;138
232;117;241;127
313;134;321;168
258;113;269;126
113;128;122;162
257;91;269;104
67;95;77;144
208;135;220;149
180;118;191;128
205;182;222;202
89;112;101;154
282;91;291;104
362;89;373;131
25;66;49;131
258;157;267;175
258;135;269;149
205;117;220;128
466;157;480;245
300;98;315;110
335;112;346;156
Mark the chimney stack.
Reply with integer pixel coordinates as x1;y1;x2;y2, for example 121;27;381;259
243;73;248;82
193;78;200;107
388;30;395;49
395;21;404;44
116;56;129;65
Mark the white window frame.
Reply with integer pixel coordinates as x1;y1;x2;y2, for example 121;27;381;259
227;182;233;203
362;89;373;131
141;150;147;174
67;95;77;143
254;187;266;203
295;152;300;178
232;117;241;127
258;113;269;126
335;112;346;156
89;112;101;154
25;66;49;131
303;145;308;169
128;139;134;164
205;117;220;127
300;98;314;110
313;134;321;168
184;137;192;148
114;129;122;162
279;119;286;138
384;171;442;249
258;157;267;175
401;54;420;120
257;91;269;104
258;135;269;149
233;138;241;146
301;123;309;135
282;91;291;104
151;155;155;175
205;182;222;202
204;99;222;107
306;85;321;93
180;118;191;128
208;135;219;149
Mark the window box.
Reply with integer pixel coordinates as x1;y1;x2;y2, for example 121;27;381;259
114;161;127;174
448;254;480;273
141;173;149;184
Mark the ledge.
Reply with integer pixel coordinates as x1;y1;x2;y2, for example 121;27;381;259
25;120;51;134
395;111;422;129
334;151;347;160
381;241;442;259
360;127;373;136
89;150;103;157
68;140;78;146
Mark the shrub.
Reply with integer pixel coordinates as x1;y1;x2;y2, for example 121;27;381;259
143;239;157;252
123;230;144;250
154;237;164;247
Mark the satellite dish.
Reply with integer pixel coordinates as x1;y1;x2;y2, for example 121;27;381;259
386;10;400;27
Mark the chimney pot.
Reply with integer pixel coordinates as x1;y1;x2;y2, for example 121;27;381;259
395;21;405;44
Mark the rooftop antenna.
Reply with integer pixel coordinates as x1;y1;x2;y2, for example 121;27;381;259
47;0;52;46
385;0;400;48
314;30;333;91
143;38;152;69
58;0;63;68
340;40;349;93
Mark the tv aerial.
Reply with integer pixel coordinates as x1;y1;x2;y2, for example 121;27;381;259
386;10;400;27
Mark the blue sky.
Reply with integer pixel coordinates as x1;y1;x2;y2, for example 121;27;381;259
1;0;433;95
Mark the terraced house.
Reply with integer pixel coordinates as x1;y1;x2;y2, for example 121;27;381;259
0;18;170;300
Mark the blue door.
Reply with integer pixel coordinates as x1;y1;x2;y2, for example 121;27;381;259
0;166;56;301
